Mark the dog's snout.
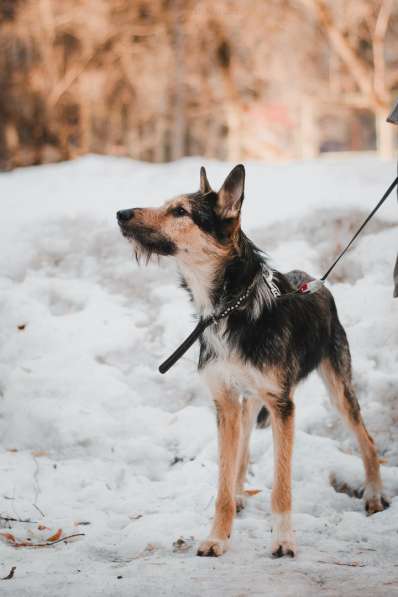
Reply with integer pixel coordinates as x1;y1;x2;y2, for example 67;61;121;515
117;209;135;224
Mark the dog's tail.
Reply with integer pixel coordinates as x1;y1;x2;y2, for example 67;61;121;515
256;406;270;428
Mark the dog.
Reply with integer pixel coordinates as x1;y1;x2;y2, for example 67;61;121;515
117;164;388;558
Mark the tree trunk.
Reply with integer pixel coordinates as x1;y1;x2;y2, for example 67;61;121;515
226;105;241;161
299;98;319;159
170;0;186;161
375;107;395;158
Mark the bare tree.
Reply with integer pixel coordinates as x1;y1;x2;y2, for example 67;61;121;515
0;0;396;168
307;0;397;157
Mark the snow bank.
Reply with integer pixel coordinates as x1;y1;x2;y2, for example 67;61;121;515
0;154;397;596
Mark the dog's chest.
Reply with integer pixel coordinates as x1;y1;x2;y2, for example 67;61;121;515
202;324;254;390
203;320;230;360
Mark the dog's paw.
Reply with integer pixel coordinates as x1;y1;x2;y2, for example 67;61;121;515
271;539;296;558
271;513;296;558
235;494;247;514
197;538;228;557
365;494;390;515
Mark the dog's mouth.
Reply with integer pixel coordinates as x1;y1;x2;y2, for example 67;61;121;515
118;222;177;261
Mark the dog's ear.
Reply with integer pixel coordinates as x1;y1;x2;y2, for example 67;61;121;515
199;166;211;194
217;164;245;218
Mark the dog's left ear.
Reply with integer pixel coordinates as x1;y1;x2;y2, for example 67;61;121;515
217;164;245;218
200;166;211;193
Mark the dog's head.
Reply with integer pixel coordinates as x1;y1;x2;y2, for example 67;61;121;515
116;165;246;264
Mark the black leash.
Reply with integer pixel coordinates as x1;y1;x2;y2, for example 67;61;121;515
159;176;398;374
159;280;258;374
320;176;398;282
295;174;398;295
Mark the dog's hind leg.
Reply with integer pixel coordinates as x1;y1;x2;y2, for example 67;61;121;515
319;324;388;514
197;382;241;557
263;388;296;558
235;397;262;513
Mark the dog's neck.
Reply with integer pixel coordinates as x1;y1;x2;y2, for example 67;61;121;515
178;256;221;317
178;233;265;317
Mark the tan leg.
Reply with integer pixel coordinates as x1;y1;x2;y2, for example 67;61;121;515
267;393;296;557
319;359;388;514
197;384;242;557
235;397;262;513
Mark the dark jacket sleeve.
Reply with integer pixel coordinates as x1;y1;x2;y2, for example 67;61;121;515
387;100;398;297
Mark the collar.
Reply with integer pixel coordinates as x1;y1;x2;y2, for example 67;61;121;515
159;267;281;374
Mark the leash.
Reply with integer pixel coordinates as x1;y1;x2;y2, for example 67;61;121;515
287;175;398;295
159;176;398;374
158;278;259;374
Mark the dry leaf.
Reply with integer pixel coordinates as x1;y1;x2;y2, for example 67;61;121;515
1;566;16;580
1;533;16;544
243;489;262;496
0;529;84;548
6;449;18;453
31;450;49;458
47;529;63;543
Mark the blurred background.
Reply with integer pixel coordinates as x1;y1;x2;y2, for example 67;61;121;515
0;0;397;171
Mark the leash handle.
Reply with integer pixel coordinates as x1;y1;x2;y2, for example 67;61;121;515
321;176;398;282
158;318;210;374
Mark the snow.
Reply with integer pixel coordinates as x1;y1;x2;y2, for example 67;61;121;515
0;154;398;596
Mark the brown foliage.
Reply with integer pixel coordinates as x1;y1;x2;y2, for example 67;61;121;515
0;0;397;170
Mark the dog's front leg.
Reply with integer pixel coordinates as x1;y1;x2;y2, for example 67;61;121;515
197;383;241;557
235;396;262;513
265;390;296;558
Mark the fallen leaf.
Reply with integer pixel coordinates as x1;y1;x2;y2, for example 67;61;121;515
0;530;85;548
31;450;49;458
47;529;63;543
6;449;18;453
1;566;16;580
243;489;262;496
0;533;16;544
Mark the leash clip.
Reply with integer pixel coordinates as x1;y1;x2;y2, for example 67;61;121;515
298;279;324;295
264;268;282;298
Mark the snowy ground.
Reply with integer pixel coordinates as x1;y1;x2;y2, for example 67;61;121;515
0;154;397;596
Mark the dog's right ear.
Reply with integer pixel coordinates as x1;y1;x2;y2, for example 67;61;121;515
217;164;245;219
200;166;211;194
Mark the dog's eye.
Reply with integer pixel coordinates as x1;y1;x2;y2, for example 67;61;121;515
172;206;188;217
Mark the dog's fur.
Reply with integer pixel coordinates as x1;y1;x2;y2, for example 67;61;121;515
117;165;388;558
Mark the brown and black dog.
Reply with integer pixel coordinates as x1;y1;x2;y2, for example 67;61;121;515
117;165;388;558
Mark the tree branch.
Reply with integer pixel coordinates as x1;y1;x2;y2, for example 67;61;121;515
373;0;393;105
311;0;375;102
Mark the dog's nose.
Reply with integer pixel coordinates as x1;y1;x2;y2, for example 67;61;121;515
117;209;134;223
